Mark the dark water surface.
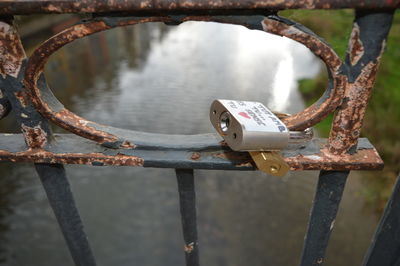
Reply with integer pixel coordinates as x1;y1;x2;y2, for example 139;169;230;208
0;20;378;266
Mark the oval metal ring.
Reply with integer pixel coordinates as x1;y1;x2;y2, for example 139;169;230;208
24;15;346;149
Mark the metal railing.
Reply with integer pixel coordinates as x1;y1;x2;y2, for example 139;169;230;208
0;1;398;265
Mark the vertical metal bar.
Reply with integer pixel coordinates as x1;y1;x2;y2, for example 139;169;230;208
312;9;393;265
329;9;394;155
35;163;97;266
175;169;200;266
300;170;349;266
363;174;400;266
0;17;97;266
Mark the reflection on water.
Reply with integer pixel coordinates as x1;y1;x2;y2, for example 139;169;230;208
0;20;378;266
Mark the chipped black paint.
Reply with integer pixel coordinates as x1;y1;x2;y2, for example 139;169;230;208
0;61;52;147
329;9;394;155
0;134;383;170
0;17;97;266
347;10;394;82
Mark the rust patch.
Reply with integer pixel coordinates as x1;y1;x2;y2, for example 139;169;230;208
329;16;389;155
184;242;194;253
349;23;364;66
42;108;120;145
0;89;10;119
120;140;135;149
285;146;383;171
0;149;144;166
21;123;48;149
329;59;381;154
0;21;26;78
14;91;30;108
190;152;201;160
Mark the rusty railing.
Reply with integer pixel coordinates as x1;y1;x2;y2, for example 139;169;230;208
0;1;399;265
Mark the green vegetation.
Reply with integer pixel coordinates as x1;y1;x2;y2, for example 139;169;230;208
280;9;400;213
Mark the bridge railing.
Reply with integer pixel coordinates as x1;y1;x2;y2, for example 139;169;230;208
0;1;398;265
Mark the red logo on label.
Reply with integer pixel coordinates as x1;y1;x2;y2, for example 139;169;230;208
238;112;251;119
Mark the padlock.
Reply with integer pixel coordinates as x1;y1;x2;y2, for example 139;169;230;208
209;99;312;177
210;99;290;151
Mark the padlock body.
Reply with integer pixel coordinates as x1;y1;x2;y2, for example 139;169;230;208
210;100;290;151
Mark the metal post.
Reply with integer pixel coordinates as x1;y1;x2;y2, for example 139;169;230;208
300;170;349;266
35;164;97;266
363;174;400;266
176;169;200;266
329;9;394;154
0;17;97;266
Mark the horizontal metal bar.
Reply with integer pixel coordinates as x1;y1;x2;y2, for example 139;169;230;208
0;0;398;15
0;133;383;171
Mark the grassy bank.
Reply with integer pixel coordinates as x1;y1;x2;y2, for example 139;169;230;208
280;9;400;213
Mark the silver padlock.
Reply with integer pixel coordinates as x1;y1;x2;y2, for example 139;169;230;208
210;99;290;151
210;99;312;176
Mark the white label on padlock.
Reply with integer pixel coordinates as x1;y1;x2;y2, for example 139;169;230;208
218;100;288;133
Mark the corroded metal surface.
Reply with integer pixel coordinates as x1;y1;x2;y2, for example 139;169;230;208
24;15;345;148
0;19;25;78
0;8;393;171
0;134;383;170
0;18;19;119
0;89;10;119
0;0;398;15
0;6;395;266
0;18;52;149
263;16;346;130
329;10;394;155
0;18;98;266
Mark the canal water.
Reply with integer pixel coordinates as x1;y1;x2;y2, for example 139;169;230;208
0;19;379;265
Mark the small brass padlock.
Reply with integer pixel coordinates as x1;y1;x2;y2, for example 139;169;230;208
210;100;311;177
249;151;289;177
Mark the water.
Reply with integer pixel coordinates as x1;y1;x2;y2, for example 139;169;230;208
0;19;379;266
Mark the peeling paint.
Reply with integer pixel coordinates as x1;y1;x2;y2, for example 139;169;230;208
349;23;364;66
0;149;144;166
184;242;194;253
21;123;48;149
0;21;26;78
328;10;392;155
190;152;201;160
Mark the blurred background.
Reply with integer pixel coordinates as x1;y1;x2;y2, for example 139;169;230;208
0;10;398;266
